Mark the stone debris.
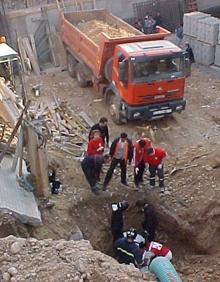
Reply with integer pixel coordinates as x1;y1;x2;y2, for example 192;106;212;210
0;236;155;282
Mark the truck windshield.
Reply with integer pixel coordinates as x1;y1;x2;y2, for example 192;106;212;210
131;56;184;83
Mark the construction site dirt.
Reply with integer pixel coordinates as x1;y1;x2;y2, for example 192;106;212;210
1;63;220;281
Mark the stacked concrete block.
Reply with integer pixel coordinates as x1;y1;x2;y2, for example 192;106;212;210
183;12;220;66
194;41;216;66
183;12;210;37
197;17;220;46
214;45;220;66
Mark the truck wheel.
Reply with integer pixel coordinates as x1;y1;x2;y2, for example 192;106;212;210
76;64;88;88
109;95;124;125
67;54;77;78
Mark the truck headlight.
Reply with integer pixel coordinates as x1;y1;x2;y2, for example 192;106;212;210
176;105;183;110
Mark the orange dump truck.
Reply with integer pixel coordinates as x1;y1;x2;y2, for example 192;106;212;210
59;9;188;124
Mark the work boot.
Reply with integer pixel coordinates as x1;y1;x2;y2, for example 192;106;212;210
91;186;100;195
121;181;129;187
160;186;165;194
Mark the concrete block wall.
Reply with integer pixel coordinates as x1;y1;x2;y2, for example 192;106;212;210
214;45;220;66
197;17;220;46
183;12;220;66
183;12;210;38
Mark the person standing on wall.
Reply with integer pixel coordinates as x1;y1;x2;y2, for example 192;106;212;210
89;117;109;147
103;132;133;190
132;137;152;189
144;146;167;193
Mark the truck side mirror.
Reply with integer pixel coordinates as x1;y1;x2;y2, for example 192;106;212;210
118;61;128;82
184;57;191;77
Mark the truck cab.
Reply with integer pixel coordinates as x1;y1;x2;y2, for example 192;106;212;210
109;40;186;123
0;37;20;91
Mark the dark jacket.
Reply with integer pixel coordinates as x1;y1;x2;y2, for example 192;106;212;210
111;209;124;241
142;204;158;232
89;123;109;144
114;237;143;266
110;137;133;162
186;46;195;63
154;15;162;27
81;155;104;176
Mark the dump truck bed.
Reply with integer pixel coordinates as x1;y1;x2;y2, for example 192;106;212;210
59;9;171;78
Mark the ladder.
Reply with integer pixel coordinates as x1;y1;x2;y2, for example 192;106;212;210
185;0;198;13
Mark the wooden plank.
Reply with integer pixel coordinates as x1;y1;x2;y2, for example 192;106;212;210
26;127;41;193
79;111;94;127
0;100;31;163
41;7;59;67
29;34;39;66
17;37;27;73
22;37;40;76
38;147;49;197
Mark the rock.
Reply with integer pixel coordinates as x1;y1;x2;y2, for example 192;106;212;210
8;267;18;276
2;272;11;282
55;242;65;251
10;242;23;254
69;225;83;241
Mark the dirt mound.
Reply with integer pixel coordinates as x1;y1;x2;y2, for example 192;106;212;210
0;235;155;282
0;214;29;239
76;20;135;43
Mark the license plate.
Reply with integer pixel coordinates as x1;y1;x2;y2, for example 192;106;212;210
153;109;172;115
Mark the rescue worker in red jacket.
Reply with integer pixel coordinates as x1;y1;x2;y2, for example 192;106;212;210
86;129;104;156
132;137;152;188
143;241;172;261
144;146;167;193
103;132;133;190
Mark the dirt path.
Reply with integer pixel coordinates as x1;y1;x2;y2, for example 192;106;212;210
24;63;220;281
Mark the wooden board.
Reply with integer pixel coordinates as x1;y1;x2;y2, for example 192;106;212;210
22;37;40;76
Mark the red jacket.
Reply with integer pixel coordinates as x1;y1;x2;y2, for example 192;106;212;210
144;147;167;166
132;138;152;167
86;137;104;156
145;241;170;257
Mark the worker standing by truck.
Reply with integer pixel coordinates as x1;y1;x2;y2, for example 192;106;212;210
103;133;133;190
144;146;167;193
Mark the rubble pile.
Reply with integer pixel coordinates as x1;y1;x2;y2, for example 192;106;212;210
29;98;92;157
0;236;155;282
